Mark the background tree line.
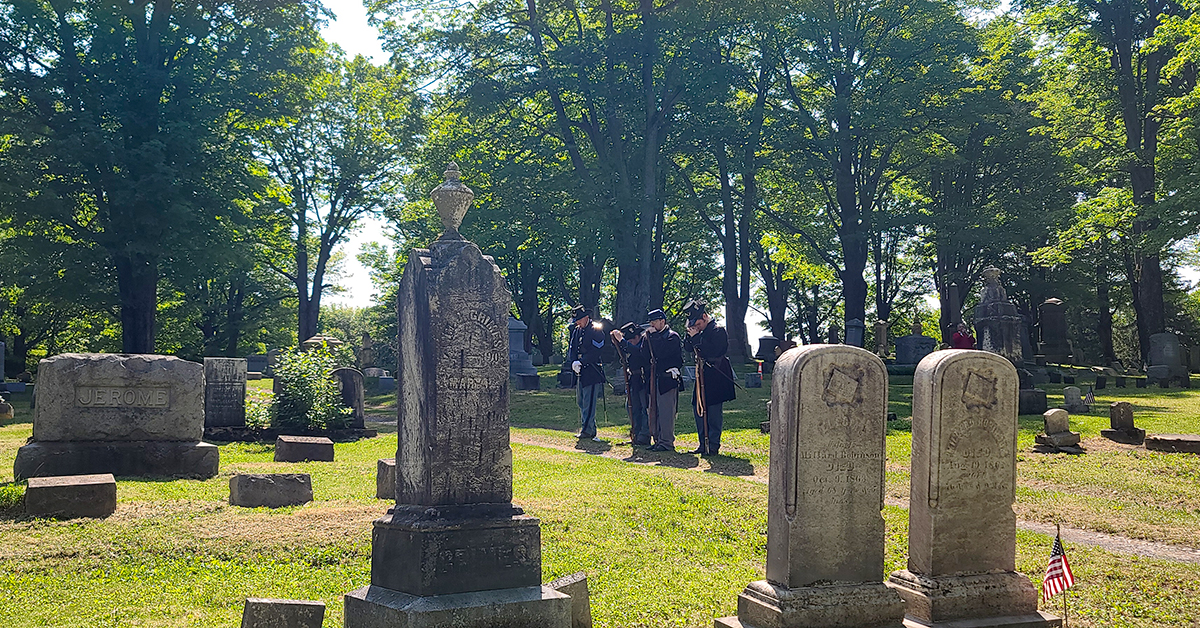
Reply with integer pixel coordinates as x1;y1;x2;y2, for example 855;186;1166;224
3;0;1200;374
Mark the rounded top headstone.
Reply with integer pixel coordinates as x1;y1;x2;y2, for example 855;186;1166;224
431;162;474;240
911;321;924;336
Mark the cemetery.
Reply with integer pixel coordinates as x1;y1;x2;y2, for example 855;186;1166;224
7;0;1200;625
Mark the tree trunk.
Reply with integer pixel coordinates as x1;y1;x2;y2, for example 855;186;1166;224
115;253;158;353
1123;249;1148;365
225;276;246;357
1096;264;1115;364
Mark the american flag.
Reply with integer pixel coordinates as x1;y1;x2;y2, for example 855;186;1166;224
1042;533;1075;600
1083;387;1095;406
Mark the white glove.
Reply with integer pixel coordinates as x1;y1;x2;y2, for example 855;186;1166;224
667;367;680;378
572;361;582;374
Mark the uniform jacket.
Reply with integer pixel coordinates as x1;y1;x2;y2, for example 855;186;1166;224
618;338;650;392
685;320;737;406
569;322;607;387
645;326;683;393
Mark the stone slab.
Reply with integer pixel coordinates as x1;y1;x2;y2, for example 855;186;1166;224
33;353;204;441
274;436;335;462
377;458;396;500
241;598;325;628
900;614;1061;628
1100;428;1145;445
230;474;313;508
25;473;116;518
886;570;1051;626
370;508;543;596
1144;434;1200;454
205;358;247;428
14;440;219;480
515;374;540;390
343;584;571;628
547;572;592;628
203;427;376;442
730;579;904;628
1035;431;1081;448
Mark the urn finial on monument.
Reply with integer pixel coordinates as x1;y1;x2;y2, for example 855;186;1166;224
431;162;473;240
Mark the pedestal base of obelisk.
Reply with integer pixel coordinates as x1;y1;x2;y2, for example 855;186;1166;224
344;506;571;627
886;570;1062;628
714;579;906;628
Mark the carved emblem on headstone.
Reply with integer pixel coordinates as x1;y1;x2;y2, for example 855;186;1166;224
961;370;998;409
823;366;862;406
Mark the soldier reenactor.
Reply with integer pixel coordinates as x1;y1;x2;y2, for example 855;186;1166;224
644;308;683;452
568;305;606;441
683;299;736;455
611;322;651;447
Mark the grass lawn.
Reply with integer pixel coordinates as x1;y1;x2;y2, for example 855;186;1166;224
0;365;1198;626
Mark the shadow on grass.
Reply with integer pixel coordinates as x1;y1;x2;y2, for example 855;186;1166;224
572;437;613;455
622;449;701;470
702;453;756;478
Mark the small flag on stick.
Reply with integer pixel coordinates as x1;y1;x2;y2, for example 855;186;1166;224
1043;528;1075;601
1083;386;1095;406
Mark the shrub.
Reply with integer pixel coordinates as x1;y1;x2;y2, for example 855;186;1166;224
271;345;352;430
245;387;273;429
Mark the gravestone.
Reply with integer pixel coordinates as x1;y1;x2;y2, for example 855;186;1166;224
359;332;376;369
845;318;865;347
376;376;395;392
1149;332;1189;386
1190;346;1200;374
1018;388;1047;415
973;268;1025;366
745;372;763;388
204;358;247;428
364;367;386;378
1101;401;1145;444
25;473;117;519
1035;408;1081;450
330;367;366;428
230;474;313;508
508;317;539;383
1036;299;1072;363
1061;386;1089;414
343;164;572;628
716;345;905;628
14;353;218;480
241;598;325;628
274;436;334;462
0;340;5;381
895;321;937;366
1144;434;1200;454
547;572;593;628
376;458;396;499
887;350;1061;628
875;320;889;357
827;325;841;344
0;395;12;421
246;354;268;375
755;337;780;371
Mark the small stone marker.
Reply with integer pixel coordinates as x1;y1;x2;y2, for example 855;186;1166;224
1061;386;1088;413
1048;371;1062;384
1018;388;1047;415
1101;401;1145;444
887;350;1061;628
241;598;325;628
1144;434;1200;454
547;572;593;628
274;435;334;462
230;474;313;508
330;367;366;429
716;345;904;628
745;372;762;388
25;473;117;519
1062;374;1075;385
376;458;396;499
1035;408;1081;451
376;375;395;392
205;358;247;428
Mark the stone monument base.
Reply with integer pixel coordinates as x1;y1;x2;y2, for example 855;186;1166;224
14;440;218;479
1101;427;1145;445
715;579;905;628
370;505;544;597
886;570;1061;628
343;584;571;628
1034;431;1080;448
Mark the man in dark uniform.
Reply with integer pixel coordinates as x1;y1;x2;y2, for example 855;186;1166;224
611;322;650;447
567;305;606;441
643;308;683;452
683;299;736;455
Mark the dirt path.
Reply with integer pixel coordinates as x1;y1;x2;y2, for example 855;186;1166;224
510;432;1200;565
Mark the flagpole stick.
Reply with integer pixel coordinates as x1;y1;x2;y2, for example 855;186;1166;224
1058;522;1068;628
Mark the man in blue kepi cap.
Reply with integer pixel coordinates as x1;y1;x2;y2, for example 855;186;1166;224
643;308;683;451
567;304;606;441
682;299;736;455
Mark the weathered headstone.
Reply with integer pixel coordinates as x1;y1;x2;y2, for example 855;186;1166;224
330;367;366;429
204;358;247;428
1019;388;1047;415
274;435;334;462
230;474;313;508
745;372;763;388
508;316;539;378
241;598;325;628
1035;408;1081;450
716;345;905;628
974;267;1025;366
827;325;841;344
246;354;269;375
1101;401;1145;444
895;321;937;366
755;336;780;369
25;473;117;519
1061;386;1088;414
547;572;593;628
359;332;376;369
1148;332;1188;385
14;354;218;479
845;318;866;347
0;395;12;421
377;375;396;392
875;320;889;357
887;350;1061;628
1035;298;1072;364
343;164;571;628
376;458;396;499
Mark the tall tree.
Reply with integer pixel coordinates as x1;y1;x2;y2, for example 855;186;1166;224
0;0;322;352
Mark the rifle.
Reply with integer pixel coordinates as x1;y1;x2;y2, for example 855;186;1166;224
645;331;660;444
612;336;635;442
694;343;708;450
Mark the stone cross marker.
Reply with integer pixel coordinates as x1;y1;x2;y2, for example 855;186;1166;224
717;344;904;628
343;164;571;628
887;349;1061;627
204;358;247;428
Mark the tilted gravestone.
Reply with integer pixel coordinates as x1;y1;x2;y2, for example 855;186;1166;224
342;164;571;628
204;358;247;428
887;350;1061;627
14;353;218;479
716;344;905;628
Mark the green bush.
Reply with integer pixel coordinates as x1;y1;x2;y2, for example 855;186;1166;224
271;345;352;430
